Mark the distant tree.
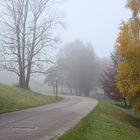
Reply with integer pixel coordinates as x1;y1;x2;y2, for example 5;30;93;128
45;66;58;87
0;0;62;89
56;40;99;96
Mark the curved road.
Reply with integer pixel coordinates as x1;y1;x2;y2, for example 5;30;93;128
0;96;98;140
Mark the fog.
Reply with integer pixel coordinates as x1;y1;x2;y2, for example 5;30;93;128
60;0;131;57
0;0;130;95
0;70;47;93
45;40;111;96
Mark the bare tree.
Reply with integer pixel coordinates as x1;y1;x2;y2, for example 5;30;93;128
0;0;62;89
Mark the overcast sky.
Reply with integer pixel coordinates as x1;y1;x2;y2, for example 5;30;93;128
59;0;131;58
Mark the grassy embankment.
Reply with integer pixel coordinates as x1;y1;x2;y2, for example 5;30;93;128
58;101;140;140
0;84;61;114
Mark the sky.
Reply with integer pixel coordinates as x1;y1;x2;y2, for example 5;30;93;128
59;0;131;58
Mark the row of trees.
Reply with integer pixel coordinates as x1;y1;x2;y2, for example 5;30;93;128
46;40;100;96
0;0;62;89
101;0;140;110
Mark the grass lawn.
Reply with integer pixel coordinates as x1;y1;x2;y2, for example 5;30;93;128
58;101;140;140
0;84;61;114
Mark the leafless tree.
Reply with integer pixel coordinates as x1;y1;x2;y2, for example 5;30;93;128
0;0;62;89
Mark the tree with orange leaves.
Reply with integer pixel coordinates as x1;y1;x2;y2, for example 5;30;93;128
116;0;140;110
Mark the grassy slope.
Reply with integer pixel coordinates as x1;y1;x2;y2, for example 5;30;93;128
58;101;140;140
0;84;60;114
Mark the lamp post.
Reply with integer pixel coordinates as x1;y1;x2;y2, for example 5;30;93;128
55;77;58;100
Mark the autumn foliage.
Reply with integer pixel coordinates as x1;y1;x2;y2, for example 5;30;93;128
101;54;124;102
116;0;140;110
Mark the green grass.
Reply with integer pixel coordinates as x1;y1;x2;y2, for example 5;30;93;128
58;101;140;140
0;84;61;114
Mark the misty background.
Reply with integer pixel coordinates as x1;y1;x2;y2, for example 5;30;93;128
0;0;131;95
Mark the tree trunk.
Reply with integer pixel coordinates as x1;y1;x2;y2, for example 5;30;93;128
25;64;31;89
124;98;128;108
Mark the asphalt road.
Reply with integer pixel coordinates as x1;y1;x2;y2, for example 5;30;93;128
0;96;98;140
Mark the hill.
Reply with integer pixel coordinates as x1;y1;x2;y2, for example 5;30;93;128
0;84;59;114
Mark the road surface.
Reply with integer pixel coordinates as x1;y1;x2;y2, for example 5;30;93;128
0;96;98;140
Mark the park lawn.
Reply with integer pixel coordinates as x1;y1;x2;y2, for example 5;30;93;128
0;84;61;114
58;101;140;140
